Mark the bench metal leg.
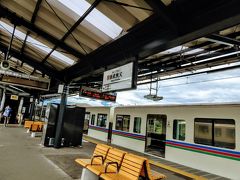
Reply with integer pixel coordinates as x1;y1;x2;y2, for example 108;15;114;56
81;168;99;180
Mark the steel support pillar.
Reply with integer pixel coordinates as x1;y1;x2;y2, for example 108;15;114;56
29;97;35;120
0;87;6;120
54;85;68;148
17;97;24;114
0;87;6;111
17;97;24;125
0;89;2;105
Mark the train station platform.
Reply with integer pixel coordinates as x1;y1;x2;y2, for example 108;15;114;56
0;124;228;180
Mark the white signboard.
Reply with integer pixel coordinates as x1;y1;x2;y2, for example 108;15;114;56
102;62;136;92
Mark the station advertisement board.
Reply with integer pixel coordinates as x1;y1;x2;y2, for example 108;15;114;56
102;62;137;92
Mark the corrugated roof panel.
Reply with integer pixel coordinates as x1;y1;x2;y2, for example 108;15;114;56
2;0;33;22
64;36;92;54
0;20;76;66
46;57;69;70
117;0;153;21
59;0;123;38
87;0;137;31
162;0;173;6
45;0;112;44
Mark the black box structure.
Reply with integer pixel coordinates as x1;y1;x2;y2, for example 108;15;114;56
41;104;85;147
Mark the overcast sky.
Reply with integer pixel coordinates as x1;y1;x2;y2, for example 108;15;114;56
116;68;240;105
45;68;240;106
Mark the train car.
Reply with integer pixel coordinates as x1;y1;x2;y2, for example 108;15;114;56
85;103;240;179
85;106;112;142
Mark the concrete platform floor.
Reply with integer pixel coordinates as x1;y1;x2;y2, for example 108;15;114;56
0;124;226;180
0;125;73;180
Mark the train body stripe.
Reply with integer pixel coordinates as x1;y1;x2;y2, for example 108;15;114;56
89;125;145;141
166;140;240;155
166;140;240;160
89;125;108;132
167;144;240;161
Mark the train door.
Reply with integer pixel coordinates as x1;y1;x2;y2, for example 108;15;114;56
145;114;167;157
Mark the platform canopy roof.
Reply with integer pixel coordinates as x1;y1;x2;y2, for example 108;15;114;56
0;0;240;93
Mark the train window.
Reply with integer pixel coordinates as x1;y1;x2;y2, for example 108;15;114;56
133;117;141;133
91;114;95;125
97;114;107;127
173;120;186;141
194;118;235;149
116;115;130;132
194;119;213;146
214;119;235;149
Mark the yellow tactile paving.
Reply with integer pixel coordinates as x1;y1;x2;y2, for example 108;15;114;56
149;160;207;180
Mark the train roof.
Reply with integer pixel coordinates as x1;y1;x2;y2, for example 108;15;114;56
85;102;240;109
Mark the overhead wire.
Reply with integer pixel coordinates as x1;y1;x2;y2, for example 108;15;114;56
138;74;240;90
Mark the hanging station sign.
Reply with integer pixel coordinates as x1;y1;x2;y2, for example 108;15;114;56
102;62;137;92
0;70;50;91
79;86;116;102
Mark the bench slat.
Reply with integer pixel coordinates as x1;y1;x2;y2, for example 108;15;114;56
86;148;126;175
75;144;111;168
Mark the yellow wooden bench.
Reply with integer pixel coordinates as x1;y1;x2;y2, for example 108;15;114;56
75;145;166;180
33;121;44;131
30;124;39;132
100;153;166;180
100;153;146;180
24;120;34;129
75;144;111;168
87;148;126;176
26;121;44;132
141;159;166;180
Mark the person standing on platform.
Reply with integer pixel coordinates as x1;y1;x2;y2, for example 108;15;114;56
3;105;12;127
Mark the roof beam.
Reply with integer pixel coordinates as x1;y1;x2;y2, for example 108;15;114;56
0;4;85;59
20;0;43;56
138;45;226;74
40;0;101;64
138;47;239;78
140;30;240;66
138;52;240;82
64;0;240;82
146;0;177;30
0;42;64;81
103;0;153;12
206;33;240;46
